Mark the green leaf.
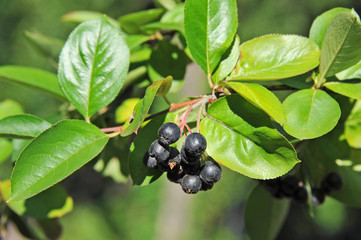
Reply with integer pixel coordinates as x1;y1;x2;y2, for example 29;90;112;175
212;35;240;83
58;18;130;121
279;74;314;89
0;181;73;219
129;115;169;186
141;22;184;34
0;66;66;100
24;31;64;67
309;8;352;48
229;34;320;80
336;60;361;80
226;82;286;125
319;12;361;81
10;120;109;201
345;100;361;148
200;95;299;179
0;99;24;120
125;35;150;51
130;47;152;63
119;8;164;34
0;139;13;164
147;41;187;92
0;114;51;139
161;3;184;24
324;82;361;100
121;77;173;136
155;0;177;10
115;98;141;123
184;0;238;75
245;185;290;240
11;139;31;163
283;89;341;139
61;11;120;28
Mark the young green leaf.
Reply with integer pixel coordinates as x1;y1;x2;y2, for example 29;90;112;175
0;181;73;219
0;99;24;120
147;41;187;92
309;8;353;48
125;35;150;51
200;95;299;179
212;35;240;83
128;115;169;186
226;82;286;125
336;60;361;80
0;139;13;164
184;0;238;75
283;89;341;139
319;12;361;81
10;120;109;201
0;66;65;100
61;11;120;28
229;34;320;80
119;9;164;34
11;139;31;163
121;76;173;136
0;114;51;139
155;0;177;10
245;185;290;240
324;82;361;100
58;18;130;121
345;100;361;148
115;98;141;123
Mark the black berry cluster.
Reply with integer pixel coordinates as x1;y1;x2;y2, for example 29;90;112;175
143;122;222;194
311;172;343;205
260;175;308;203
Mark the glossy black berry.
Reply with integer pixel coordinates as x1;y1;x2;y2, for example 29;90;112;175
311;188;326;205
183;133;207;158
158;122;181;145
280;175;299;197
293;186;308;203
168;147;181;170
321;172;343;194
148;140;170;162
181;174;202;194
143;152;158;169
181;146;200;164
201;181;214;191
167;171;184;184
260;178;284;198
181;160;201;175
199;161;222;184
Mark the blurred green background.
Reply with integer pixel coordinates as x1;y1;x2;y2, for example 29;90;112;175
1;0;361;239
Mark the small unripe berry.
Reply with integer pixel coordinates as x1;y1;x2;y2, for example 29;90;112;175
181;174;202;194
199;161;222;184
148;140;170;162
158;122;181;145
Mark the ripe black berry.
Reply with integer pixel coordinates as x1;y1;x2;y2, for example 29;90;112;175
293;186;308;203
311;188;326;205
260;178;283;198
201;181;214;191
148;140;170;162
321;172;343;194
143;152;158;169
167;171;184;184
181;146;200;164
181;174;202;194
280;175;299;197
158;122;181;145
183;133;207;158
168;147;181;170
199;161;222;184
181;160;201;175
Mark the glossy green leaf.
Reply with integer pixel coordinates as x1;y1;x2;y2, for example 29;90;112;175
61;11;119;28
24;31;64;67
226;82;286;125
125;35;150;51
0;181;73;219
200;95;299;179
119;9;164;34
245;185;290;240
115;98;141;123
129;115;168;186
0;139;12;164
229;34;320;80
147;41;187;92
0;66;65;100
0;114;51;139
336;60;361;80
155;0;177;10
324;82;361;100
161;3;184;23
184;0;238;75
10;120;109;201
130;47;152;63
0;99;23;120
121;77;172;136
11;139;31;163
141;22;184;34
58;18;129;121
309;8;352;48
212;35;240;83
279;74;314;89
319;12;361;81
283;89;341;139
345;100;361;148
